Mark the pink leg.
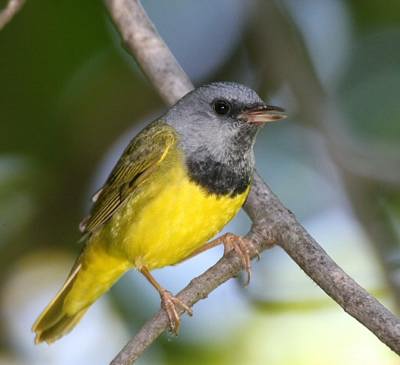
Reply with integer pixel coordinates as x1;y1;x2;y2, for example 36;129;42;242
186;233;261;285
140;266;192;335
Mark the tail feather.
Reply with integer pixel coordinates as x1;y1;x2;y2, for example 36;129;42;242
32;249;130;344
34;308;88;344
32;263;85;344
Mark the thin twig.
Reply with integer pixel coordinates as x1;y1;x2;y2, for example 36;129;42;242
0;0;25;31
104;0;400;364
105;0;193;104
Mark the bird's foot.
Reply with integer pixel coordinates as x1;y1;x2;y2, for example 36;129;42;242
221;233;260;286
160;289;193;335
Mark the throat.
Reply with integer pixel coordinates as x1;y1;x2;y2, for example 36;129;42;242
186;154;252;197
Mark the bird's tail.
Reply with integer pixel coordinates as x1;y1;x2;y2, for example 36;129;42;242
32;245;130;344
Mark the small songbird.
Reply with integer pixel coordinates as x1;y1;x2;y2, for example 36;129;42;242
32;82;286;343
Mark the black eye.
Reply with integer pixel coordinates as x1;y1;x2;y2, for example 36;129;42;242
213;99;231;115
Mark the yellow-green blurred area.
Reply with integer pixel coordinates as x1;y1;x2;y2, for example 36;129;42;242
1;0;400;364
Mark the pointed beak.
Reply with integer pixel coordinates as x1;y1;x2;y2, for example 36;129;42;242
239;104;287;125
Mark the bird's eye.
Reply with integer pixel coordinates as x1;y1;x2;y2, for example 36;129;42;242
213;99;231;115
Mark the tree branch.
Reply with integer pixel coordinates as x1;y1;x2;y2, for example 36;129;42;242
246;0;400;308
104;0;400;364
0;0;25;31
105;0;193;104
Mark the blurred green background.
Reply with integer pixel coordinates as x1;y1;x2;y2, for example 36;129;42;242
1;0;400;364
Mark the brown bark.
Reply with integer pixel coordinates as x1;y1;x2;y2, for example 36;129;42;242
104;1;400;364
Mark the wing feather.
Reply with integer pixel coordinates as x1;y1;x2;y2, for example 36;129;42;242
80;122;177;234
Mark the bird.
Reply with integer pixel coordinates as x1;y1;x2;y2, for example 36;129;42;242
32;81;286;344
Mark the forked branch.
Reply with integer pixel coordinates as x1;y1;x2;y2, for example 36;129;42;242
104;1;400;364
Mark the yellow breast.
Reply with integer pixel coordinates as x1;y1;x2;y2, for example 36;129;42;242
100;158;250;270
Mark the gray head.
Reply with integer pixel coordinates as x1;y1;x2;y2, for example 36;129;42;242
163;82;286;196
165;82;286;160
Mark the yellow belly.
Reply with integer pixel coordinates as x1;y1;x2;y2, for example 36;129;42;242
97;162;250;270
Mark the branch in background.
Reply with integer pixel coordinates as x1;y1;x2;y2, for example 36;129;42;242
105;0;193;104
104;0;400;364
247;0;400;307
0;0;25;31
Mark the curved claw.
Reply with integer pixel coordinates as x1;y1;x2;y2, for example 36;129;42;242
222;233;259;286
160;289;192;335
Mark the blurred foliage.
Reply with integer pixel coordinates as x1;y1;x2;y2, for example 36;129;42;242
347;0;400;31
0;0;399;364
